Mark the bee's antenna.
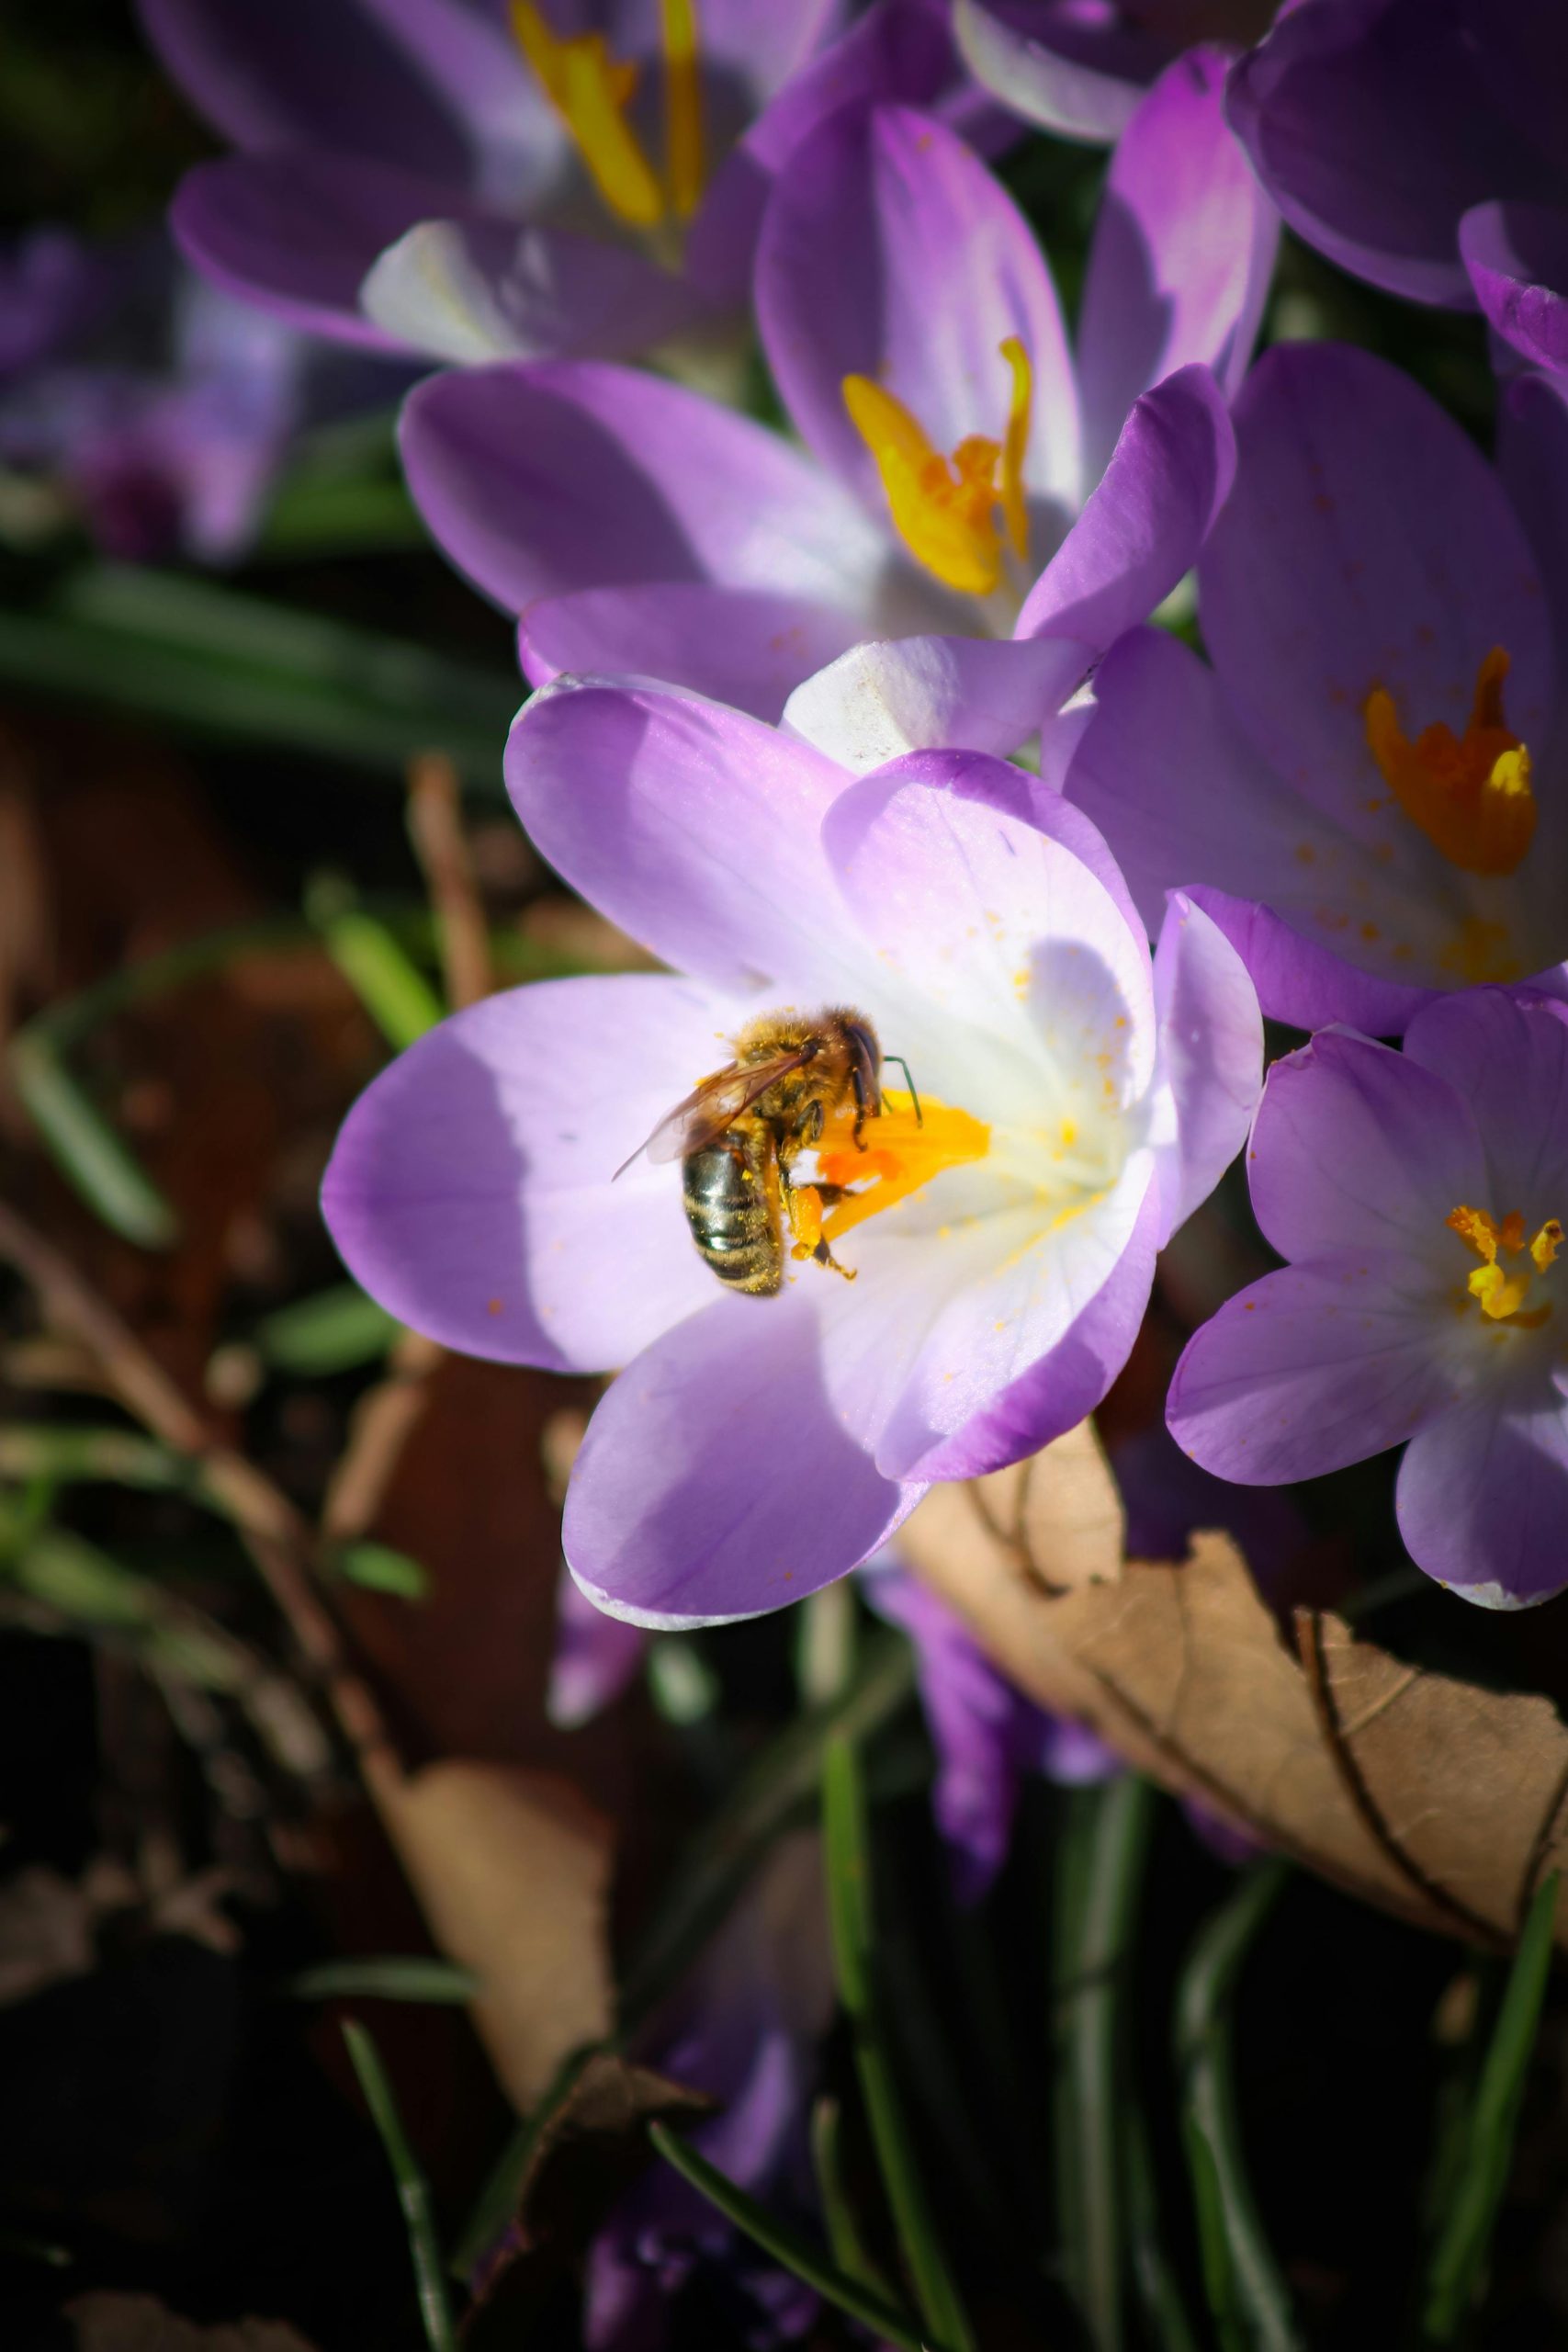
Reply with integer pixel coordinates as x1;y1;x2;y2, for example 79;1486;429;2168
884;1055;922;1125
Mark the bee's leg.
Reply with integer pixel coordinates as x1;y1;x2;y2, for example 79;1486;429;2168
781;1172;855;1279
850;1064;871;1148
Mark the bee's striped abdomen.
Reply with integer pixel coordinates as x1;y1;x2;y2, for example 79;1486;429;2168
682;1131;781;1294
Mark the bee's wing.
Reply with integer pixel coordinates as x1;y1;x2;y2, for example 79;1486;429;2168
613;1051;812;1178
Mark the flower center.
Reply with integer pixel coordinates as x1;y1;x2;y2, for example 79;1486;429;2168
1448;1202;1562;1327
510;0;704;230
840;340;1032;598
784;1090;991;1264
1364;647;1536;877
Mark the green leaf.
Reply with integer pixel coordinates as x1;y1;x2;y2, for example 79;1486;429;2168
342;2018;459;2352
822;1731;976;2352
9;1032;177;1249
308;880;444;1050
1422;1871;1561;2341
333;1542;431;1601
1175;1859;1303;2352
254;1283;400;1376
289;1958;481;2005
648;2122;938;2352
0;1424;193;1493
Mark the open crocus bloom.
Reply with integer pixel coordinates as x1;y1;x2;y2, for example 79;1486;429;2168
1066;340;1568;1031
140;0;976;365
1230;0;1568;359
953;0;1276;142
1169;990;1568;1608
400;70;1272;733
321;678;1260;1626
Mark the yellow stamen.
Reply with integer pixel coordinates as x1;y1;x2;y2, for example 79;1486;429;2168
814;1090;990;1246
1447;1202;1562;1325
510;0;705;229
1364;647;1537;876
841;340;1034;598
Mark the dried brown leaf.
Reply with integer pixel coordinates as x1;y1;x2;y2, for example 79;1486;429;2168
68;2295;316;2351
900;1443;1568;1950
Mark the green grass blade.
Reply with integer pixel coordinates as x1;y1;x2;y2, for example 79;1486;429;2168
451;2041;604;2284
1174;1859;1303;2352
254;1283;400;1376
1125;2099;1201;2352
290;1959;480;2004
0;1424;192;1492
10;1032;177;1249
1422;1871;1560;2342
342;2018;459;2352
810;2094;894;2302
822;1731;976;2352
1053;1775;1159;2352
309;892;443;1050
331;1541;430;1600
648;2122;938;2352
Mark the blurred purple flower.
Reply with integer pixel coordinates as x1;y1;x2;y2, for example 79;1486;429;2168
586;1833;831;2351
954;0;1277;142
0;230;116;379
1169;988;1568;1607
400;69;1273;730
1066;339;1568;1033
1230;0;1568;363
139;0;981;366
547;1561;649;1725
321;679;1260;1628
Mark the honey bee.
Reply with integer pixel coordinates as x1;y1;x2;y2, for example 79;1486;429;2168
617;1008;919;1295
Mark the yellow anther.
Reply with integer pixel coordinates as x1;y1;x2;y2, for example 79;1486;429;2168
1448;1202;1562;1324
816;1091;990;1245
1364;646;1537;876
841;339;1034;598
511;0;705;230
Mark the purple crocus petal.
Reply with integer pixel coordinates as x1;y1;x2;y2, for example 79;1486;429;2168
521;587;872;724
781;633;1093;773
1396;1394;1568;1610
952;0;1165;141
1498;371;1568;689
1108;1419;1307;1585
321;976;735;1374
138;0;553;197
1183;889;1437;1039
565;1293;921;1629
1225;0;1555;308
359;218;706;365
547;1566;649;1728
1168;1252;1454;1486
1201;341;1555;834
505;680;868;994
170;153;493;348
1076;49;1278;483
400;359;887;617
756;101;1080;521
1461;203;1568;383
1149;891;1261;1240
1402;989;1568;1213
1246;1029;1486;1263
1017;363;1235;655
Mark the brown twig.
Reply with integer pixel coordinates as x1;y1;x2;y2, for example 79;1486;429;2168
407;751;492;1011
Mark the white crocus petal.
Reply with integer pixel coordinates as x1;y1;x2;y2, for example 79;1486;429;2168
782;635;1094;774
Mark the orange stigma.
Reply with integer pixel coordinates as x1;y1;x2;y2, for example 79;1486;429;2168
1448;1201;1562;1326
841;339;1033;598
784;1090;990;1262
1365;647;1536;876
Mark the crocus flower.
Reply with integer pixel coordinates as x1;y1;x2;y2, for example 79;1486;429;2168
1169;989;1568;1608
400;69;1272;733
953;0;1275;142
1229;0;1568;362
1065;339;1568;1033
322;676;1260;1626
140;0;976;367
584;1834;830;2349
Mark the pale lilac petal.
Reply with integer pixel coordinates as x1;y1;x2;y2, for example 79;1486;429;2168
520;586;868;723
952;0;1162;141
547;1568;648;1729
1200;342;1555;834
1183;889;1436;1038
1461;203;1568;381
1498;370;1568;699
504;680;865;995
359;218;705;364
1150;891;1261;1240
1247;1028;1485;1263
1397;1394;1568;1608
564;1294;920;1628
321;977;733;1373
1168;1252;1455;1485
400;358;886;616
781;634;1091;773
757;101;1079;521
171;152;491;347
1077;49;1278;481
1403;989;1568;1216
1017;363;1235;655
